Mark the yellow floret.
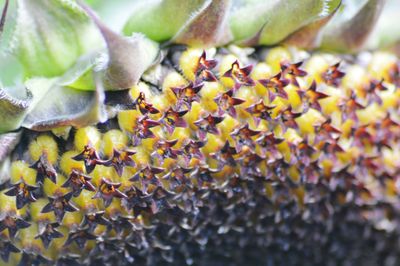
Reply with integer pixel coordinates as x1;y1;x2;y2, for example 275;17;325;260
129;82;153;99
305;55;329;84
251;62;273;95
72;190;99;212
265;46;292;74
29;135;59;165
117;109;141;133
219;54;238;88
342;65;368;92
199;82;225;112
10;161;37;186
357;103;386;125
60;151;85;174
179;48;203;81
162;72;188;105
74;127;101;151
0;191;17;214
91;165;116;186
18;223;44;252
62;211;83;230
218;116;240;141
30;198;56;222
185;102;204;130
42;175;68;197
368;52;397;81
102;129;129;158
295;109;325;136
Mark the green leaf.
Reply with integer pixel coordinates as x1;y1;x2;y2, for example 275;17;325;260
321;0;385;52
84;0;140;32
57;52;99;91
230;0;341;46
283;0;341;49
172;0;232;48
22;73;106;131
13;0;104;78
0;131;21;162
122;0;206;42
0;85;31;132
80;2;159;90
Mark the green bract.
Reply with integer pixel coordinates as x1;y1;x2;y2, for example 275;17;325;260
13;0;103;78
0;0;158;134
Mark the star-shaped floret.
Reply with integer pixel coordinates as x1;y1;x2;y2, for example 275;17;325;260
221;174;247;198
135;92;160;115
314;118;341;143
0;216;30;238
280;61;307;86
80;211;111;232
72;145;105;174
182;139;206;164
195;51;218;82
171;82;203;110
64;229;97;249
238;151;265;177
104;149;136;176
194;113;225;139
93;178;127;208
0;241;20;262
41;192;79;222
363;79;388;104
30;153;57;184
18;252;51;266
277;106;302;131
281;61;307;77
35;222;64;248
230;123;260;152
256;132;284;160
321;62;345;87
131;115;161;146
210;141;238;168
163;166;193;190
122;186;154;214
130;166;164;193
4;182;38;209
290;141;317;166
214;89;245;118
245;99;276;126
297;80;329;111
259;72;290;102
191;165;219;187
148;187;174;214
339;91;365;121
161;107;188;134
223;60;255;90
61;169;96;196
388;62;400;87
152;139;181;163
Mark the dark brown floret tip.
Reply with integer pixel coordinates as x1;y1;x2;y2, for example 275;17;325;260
5;182;38;209
93;178;127;207
72;145;105;174
35;222;63;248
30;153;57;184
41;192;79;222
0;216;30;238
223;60;255;90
